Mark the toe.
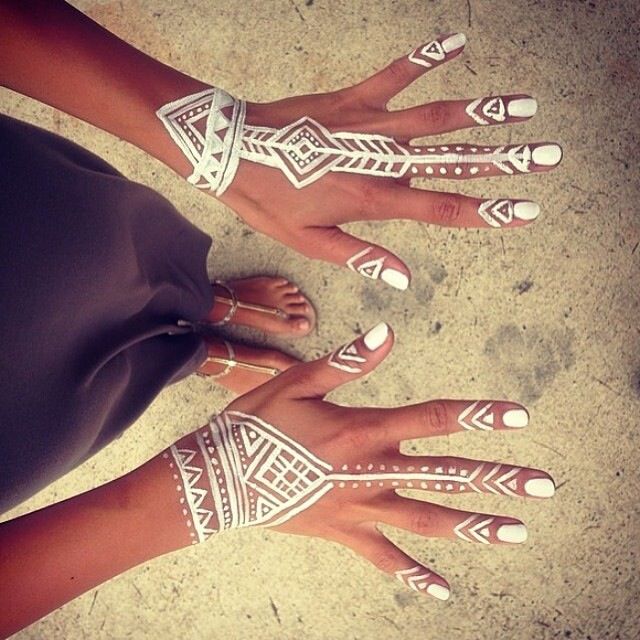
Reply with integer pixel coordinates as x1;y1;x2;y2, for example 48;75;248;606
286;302;311;314
291;317;311;333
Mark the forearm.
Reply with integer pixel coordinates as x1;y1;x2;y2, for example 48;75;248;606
0;0;210;176
0;430;211;638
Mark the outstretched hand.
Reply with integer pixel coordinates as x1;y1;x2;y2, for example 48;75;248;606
215;33;562;289
174;323;555;600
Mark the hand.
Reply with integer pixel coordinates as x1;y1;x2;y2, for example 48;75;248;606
214;33;562;290
170;322;555;600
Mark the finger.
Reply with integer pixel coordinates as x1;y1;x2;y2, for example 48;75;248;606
375;496;528;546
298;226;411;290
280;322;394;398
398;141;563;180
382;399;530;439
350;33;467;107
367;186;541;228
335;457;555;499
383;94;538;139
343;527;450;600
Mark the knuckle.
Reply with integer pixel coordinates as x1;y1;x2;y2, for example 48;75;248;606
420;400;449;433
299;240;325;261
386;58;413;85
422;102;449;129
370;548;400;573
358;181;385;215
411;510;433;534
343;425;377;451
433;195;462;223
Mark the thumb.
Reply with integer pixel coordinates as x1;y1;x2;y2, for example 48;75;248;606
300;226;411;291
282;322;394;398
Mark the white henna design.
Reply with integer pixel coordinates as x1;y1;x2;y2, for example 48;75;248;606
346;248;409;290
453;514;494;544
346;247;385;280
408;33;466;68
166;412;524;543
408;40;445;68
328;341;367;373
477;199;541;227
395;566;433;591
156;88;246;196
457;401;494;431
465;97;507;125
395;566;450;600
158;87;542;192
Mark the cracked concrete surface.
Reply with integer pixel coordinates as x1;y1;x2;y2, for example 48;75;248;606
2;0;639;638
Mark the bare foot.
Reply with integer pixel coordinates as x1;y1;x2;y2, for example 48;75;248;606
197;337;300;395
205;276;316;337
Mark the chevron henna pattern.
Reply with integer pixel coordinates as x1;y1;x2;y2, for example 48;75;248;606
453;514;495;544
394;566;433;591
394;566;450;600
457;401;495;431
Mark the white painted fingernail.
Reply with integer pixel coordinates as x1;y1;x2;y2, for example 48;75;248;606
513;202;540;221
507;98;538;118
427;583;451;601
531;144;562;166
442;32;466;52
497;523;528;544
503;408;529;428
381;269;409;291
524;478;555;498
363;322;389;351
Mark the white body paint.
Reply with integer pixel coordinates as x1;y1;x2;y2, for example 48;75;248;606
465;96;537;126
477;199;540;227
328;342;366;373
158;84;555;194
454;515;527;545
346;247;409;290
394;566;449;600
458;401;495;431
166;408;541;545
156;88;245;196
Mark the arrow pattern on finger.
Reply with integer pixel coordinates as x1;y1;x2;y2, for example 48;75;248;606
394;566;433;591
457;401;495;430
453;514;494;544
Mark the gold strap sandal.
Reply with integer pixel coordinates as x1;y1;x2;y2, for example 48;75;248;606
210;280;288;326
200;339;281;379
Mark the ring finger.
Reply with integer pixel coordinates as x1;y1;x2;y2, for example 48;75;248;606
372;496;528;545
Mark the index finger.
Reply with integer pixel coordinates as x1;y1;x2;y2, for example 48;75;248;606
351;33;467;107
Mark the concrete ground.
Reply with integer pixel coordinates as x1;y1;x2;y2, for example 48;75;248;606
2;0;639;638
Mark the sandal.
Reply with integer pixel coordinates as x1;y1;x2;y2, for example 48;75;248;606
207;278;316;337
198;339;281;379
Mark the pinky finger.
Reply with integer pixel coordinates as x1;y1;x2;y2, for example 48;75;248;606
344;527;451;601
